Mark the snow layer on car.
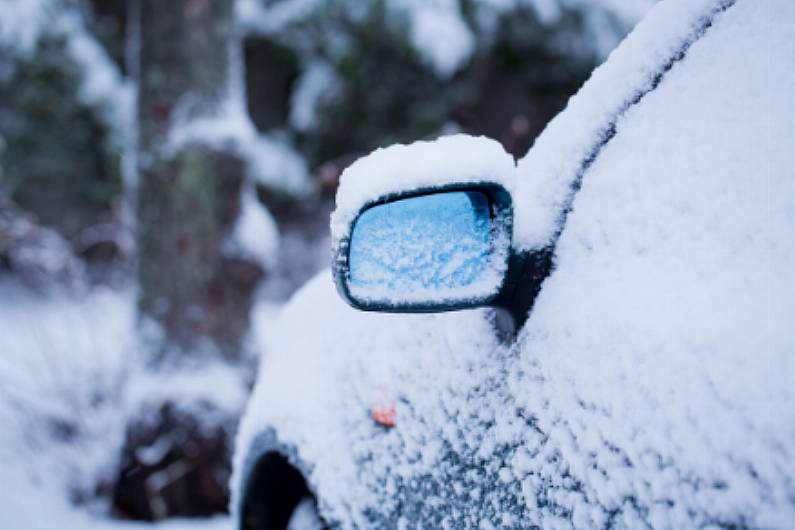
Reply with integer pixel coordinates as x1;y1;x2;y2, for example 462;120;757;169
509;0;795;527
514;0;738;251
236;0;795;528
232;272;504;528
330;134;516;249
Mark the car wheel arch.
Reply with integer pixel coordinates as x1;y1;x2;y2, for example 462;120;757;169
237;429;329;530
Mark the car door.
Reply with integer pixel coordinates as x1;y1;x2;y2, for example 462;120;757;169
505;0;795;528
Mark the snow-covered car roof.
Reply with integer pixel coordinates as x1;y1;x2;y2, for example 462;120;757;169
233;0;795;528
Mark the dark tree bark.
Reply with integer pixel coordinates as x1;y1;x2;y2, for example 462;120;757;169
135;0;261;364
114;0;262;520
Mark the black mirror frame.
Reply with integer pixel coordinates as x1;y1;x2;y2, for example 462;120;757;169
335;182;539;320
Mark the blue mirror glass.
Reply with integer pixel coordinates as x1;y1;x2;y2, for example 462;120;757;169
347;190;508;306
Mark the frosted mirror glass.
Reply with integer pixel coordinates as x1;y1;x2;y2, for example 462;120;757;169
347;191;507;306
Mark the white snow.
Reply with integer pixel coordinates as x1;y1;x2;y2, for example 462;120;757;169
232;272;502;528
4;0;791;528
390;0;475;78
237;0;475;77
0;0;133;149
236;0;323;36
223;184;280;269
286;498;325;530
236;0;795;528
0;282;134;522
64;13;134;143
0;282;242;529
331;134;515;249
0;464;230;530
0;0;53;55
0;305;250;525
244;132;313;198
510;0;795;526
165;24;312;199
514;0;733;251
125;362;250;431
166;97;312;199
476;0;655;59
237;0;652;81
289;60;341;133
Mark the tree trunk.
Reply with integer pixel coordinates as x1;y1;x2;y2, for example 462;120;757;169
114;0;262;520
135;0;261;364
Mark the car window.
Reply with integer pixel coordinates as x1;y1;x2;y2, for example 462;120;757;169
510;0;795;526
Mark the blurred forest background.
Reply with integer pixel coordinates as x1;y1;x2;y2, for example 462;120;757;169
0;0;652;526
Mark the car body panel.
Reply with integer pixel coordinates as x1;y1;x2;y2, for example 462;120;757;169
233;0;795;528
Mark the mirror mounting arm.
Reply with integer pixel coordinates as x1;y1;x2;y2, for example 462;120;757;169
491;247;554;339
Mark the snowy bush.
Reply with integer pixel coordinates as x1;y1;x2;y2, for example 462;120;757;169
237;0;655;168
0;282;133;509
0;0;131;252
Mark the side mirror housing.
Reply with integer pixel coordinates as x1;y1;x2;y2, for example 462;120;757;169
331;135;551;333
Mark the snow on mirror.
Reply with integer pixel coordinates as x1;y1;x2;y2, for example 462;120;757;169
347;190;508;308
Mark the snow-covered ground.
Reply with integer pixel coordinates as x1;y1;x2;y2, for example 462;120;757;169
0;257;330;530
0;280;237;529
1;462;229;530
0;282;132;497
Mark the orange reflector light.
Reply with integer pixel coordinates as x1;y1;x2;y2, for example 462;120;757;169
371;404;396;428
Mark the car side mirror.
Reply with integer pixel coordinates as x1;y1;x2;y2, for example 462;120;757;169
336;184;512;312
331;135;552;336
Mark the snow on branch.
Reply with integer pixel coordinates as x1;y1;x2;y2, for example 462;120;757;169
0;0;133;149
166;96;313;199
223;183;280;270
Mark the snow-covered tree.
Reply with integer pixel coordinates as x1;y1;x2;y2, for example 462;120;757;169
134;0;256;364
115;0;299;519
0;0;131;268
237;0;655;166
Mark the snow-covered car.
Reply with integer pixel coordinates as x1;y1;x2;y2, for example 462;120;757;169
232;0;795;528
